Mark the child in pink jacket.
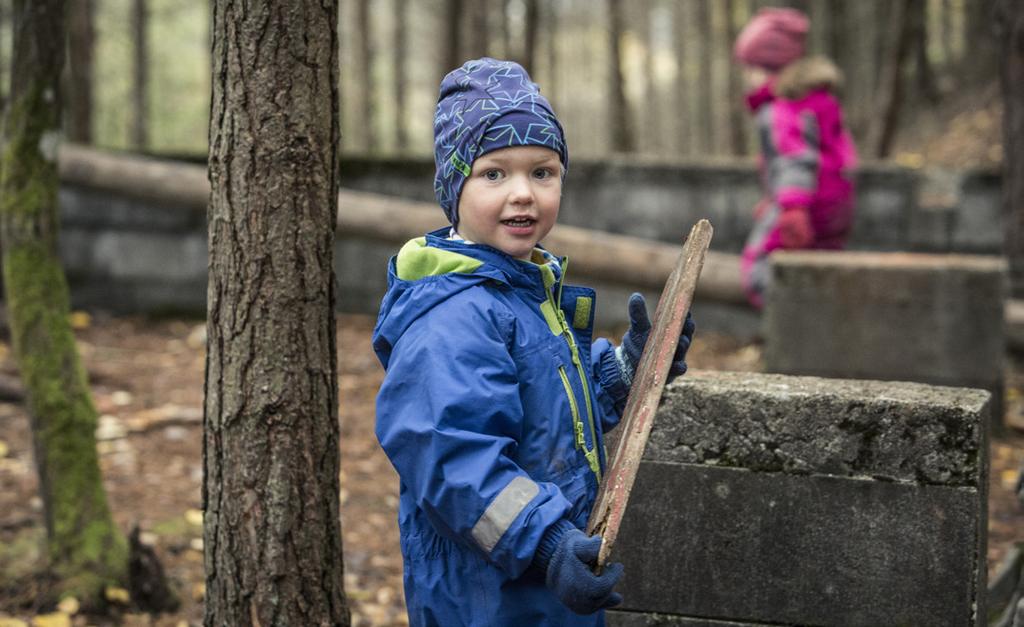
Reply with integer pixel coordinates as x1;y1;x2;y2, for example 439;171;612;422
735;8;858;309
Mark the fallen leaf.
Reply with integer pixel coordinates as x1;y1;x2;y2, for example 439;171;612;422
104;586;130;604
69;312;91;330
1002;469;1019;490
184;509;204;526
56;597;79;615
0;440;8;458
30;614;70;627
0;618;29;627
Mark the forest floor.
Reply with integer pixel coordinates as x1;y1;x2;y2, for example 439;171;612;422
0;313;1021;626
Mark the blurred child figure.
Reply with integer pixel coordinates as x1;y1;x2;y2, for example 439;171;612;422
734;7;858;309
373;57;694;626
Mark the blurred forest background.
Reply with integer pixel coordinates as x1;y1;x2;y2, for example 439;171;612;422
15;0;1004;169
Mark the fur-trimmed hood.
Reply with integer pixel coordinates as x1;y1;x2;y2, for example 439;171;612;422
775;56;843;99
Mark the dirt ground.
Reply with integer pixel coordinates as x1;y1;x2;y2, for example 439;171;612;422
0;313;1021;626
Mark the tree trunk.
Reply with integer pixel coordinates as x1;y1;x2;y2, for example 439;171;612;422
355;0;375;152
999;0;1024;300
940;0;953;65
725;0;747;156
868;0;916;158
911;0;940;103
204;1;349;625
0;0;128;605
607;0;634;152
445;0;464;73
65;0;94;144
394;0;408;152
969;0;999;79
545;0;558;88
697;0;714;154
523;0;538;74
673;0;691;157
469;0;490;59
131;0;149;150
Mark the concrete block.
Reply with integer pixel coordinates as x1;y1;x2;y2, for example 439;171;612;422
763;251;1006;430
612;372;989;627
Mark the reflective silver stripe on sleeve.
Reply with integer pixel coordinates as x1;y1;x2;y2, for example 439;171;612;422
471;475;540;554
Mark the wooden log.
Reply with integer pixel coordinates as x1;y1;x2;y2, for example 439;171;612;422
586;220;713;567
57;144;748;304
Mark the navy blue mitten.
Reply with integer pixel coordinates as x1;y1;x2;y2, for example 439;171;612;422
616;292;695;387
533;521;624;615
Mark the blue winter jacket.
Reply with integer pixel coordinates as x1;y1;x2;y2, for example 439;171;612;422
373;229;629;626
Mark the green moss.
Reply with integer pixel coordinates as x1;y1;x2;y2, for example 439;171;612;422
0;84;128;604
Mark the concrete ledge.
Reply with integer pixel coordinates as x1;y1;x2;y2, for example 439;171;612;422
612;372;989;626
764;250;1006;432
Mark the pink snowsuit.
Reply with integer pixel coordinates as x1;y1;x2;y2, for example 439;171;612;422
740;60;858;309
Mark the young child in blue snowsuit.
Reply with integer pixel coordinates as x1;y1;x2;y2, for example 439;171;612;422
373;57;695;627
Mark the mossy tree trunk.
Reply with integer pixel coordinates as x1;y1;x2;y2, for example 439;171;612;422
0;0;128;604
203;1;350;625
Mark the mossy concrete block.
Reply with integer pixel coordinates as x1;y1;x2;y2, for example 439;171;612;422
612;372;989;627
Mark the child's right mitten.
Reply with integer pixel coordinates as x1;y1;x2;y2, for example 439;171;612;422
532;520;624;615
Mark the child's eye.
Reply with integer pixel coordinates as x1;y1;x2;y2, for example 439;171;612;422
533;168;554;180
483;169;503;181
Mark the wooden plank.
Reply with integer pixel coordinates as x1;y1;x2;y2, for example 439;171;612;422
586;219;714;567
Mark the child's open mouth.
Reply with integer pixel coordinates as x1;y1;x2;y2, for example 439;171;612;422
501;218;536;228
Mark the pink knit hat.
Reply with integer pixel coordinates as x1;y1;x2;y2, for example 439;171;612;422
733;8;809;72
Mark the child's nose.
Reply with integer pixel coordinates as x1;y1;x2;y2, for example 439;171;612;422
508;174;534;204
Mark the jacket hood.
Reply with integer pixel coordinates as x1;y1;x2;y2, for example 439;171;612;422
372;229;557;367
775;56;843;99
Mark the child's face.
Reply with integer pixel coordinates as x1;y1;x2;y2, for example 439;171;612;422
456;145;562;261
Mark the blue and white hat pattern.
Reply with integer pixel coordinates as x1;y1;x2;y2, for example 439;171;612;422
433;57;569;226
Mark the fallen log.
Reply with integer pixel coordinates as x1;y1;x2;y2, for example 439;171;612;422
58;144;748;305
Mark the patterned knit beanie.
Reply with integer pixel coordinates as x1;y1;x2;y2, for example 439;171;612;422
733;8;809;72
433;57;568;227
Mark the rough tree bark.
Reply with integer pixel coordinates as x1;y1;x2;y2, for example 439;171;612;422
608;0;634;153
204;1;350;625
65;0;94;144
131;0;149;150
0;0;128;605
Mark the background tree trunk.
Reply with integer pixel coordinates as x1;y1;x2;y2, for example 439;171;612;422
999;0;1024;300
355;0;375;152
673;0;691;157
394;0;408;152
725;0;747;156
468;0;490;59
697;0;714;154
445;0;464;73
868;0;915;158
131;0;149;150
204;1;350;624
0;0;128;605
523;0;538;75
607;0;634;152
66;0;94;144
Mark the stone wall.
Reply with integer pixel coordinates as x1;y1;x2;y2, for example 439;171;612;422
607;371;990;626
57;155;1003;330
